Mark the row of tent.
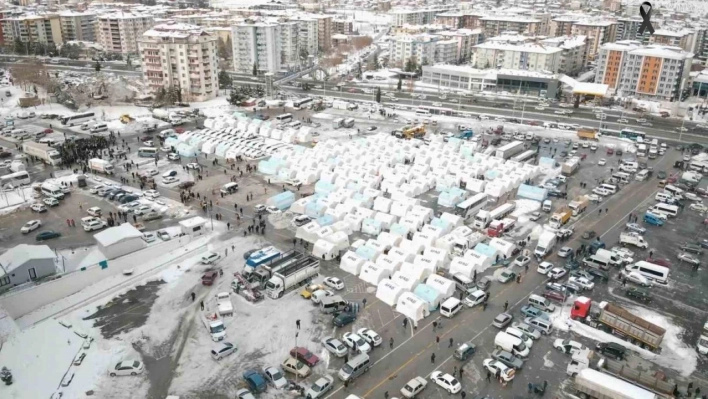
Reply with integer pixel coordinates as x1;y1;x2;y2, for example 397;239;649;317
205;113;314;143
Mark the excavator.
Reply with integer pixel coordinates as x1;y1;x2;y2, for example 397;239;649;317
393;125;425;139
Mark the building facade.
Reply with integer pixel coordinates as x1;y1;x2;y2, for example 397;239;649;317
98;13;154;54
138;23;218;102
391;7;455;27
480;16;541;37
570;20;617;61
1;14;63;48
232;22;281;74
472;41;562;73
540;35;589;76
315;15;332;52
59;11;97;43
389;35;435;68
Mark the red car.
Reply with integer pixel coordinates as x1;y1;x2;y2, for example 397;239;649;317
201;271;218;286
606;148;614;155
175;127;185;134
543;289;566;303
646;257;671;268
289;347;320;367
43;128;53;133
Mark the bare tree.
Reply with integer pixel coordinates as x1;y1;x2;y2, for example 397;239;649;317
351;36;373;50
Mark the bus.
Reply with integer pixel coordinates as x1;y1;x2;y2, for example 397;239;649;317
652;203;679;217
455;193;488;221
512;150;537;163
138;147;158;158
415;108;431;116
689;161;708;173
619;128;646;141
292;98;313;109
275;113;293;123
1;171;31;187
60;112;96;126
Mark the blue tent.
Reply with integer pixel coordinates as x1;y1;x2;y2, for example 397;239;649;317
474;243;498;258
430;218;451;231
539;157;556;169
267;191;295;210
355;245;378;261
317;215;335;226
315;181;336;195
413;284;443;311
517;184;548;202
389;223;410;237
305;202;327;218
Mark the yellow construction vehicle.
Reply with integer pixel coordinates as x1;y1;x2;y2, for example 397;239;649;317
395;125;425;139
120;114;134;124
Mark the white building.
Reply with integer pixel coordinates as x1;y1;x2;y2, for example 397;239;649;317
472;41;562;73
94;223;146;260
389;35;436;68
138;23;219;102
293;17;318;58
391;7;455;27
98;13;154;54
232;22;281;74
0;244;56;288
59;11;97;43
540;35;589;76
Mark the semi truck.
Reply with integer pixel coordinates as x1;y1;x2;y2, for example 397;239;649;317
152;109;182;123
562;158;580;175
473;203;516;229
245;251;311;288
568;196;589;216
534;231;557;258
487;217;516;237
88;158;114;174
22;142;62;166
577;127;598;140
549;209;572;229
265;255;320;299
452;232;485;257
619;232;649;249
244;246;282;275
570;297;666;352
574;368;659;399
332;100;357;110
495;141;525;159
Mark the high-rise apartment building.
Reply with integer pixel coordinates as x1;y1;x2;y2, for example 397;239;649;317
472;41;562;72
480;16;541;37
391;7;455;27
570;19;617;61
1;14;63;48
98;13;154;54
232;22;281;74
389;35;436;67
314;15;332;52
59;11;97;43
138;23;218;102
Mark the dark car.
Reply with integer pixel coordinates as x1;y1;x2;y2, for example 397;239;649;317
585;268;609;282
477;276;492;291
596;342;626;360
625;287;651;302
36;230;61;241
242;370;267;393
120;195;140;204
289;347;320;367
656;171;666;180
0;151;12;159
562;282;581;295
491;349;523;370
333;312;356;328
178;181;195;190
454;342;476;361
543;289;566;302
679;243;702;255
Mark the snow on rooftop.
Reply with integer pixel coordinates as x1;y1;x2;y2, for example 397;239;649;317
628;45;692;60
143;22;212;38
475;41;563;55
576;296;590;304
0;244;55;276
179;216;207;228
94;223;144;247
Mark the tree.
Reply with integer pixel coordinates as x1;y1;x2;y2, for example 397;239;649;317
252;62;258;76
397;76;402;91
375;87;381;103
94;61;101;72
217;37;231;60
356;62;362;79
126;54;132;67
372;53;379;69
218;70;232;89
299;48;309;62
228;89;246;105
254;85;264;97
404;57;417;73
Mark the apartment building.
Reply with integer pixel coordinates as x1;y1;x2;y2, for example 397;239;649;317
649;29;694;52
314;15;332;52
596;42;692;100
59;11;97;42
435;12;465;29
480;16;541;37
1;14;63;48
389;35;436;67
436;29;482;64
391;7;455;27
549;15;581;37
540;35;589;76
570;19;617;61
472;41;562;72
294;17;318;58
333;18;354;35
435;39;458;64
138;23;218;102
98;13;154;54
232;22;281;74
615;17;653;43
280;20;300;69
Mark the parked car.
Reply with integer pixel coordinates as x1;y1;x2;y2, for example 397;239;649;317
21;220;41;234
305;376;334;399
323;276;345;290
510;322;541;340
289;347;320;367
342;332;371;353
333;312;356;327
429;371;462;394
557;247;573;258
36;230;61;241
625;287;652;302
678;252;700;266
491;349;523;369
553;339;585;355
568;276;594;290
211;342;237;360
357;328;383;347
482;359;515;382
548;268;567;280
243;370;268;393
108;360;144;377
400;376;428;398
263;366;287;389
492;312;513;328
321;337;348;357
596;342;626;360
281;357;310;378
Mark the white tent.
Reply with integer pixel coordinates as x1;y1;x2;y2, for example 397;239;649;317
376;232;402;250
390;201;412;218
359;262;391;286
316;226;336;240
424;247;450;269
331;220;353;235
434;234;458;254
488;238;516;258
399;262;431;282
399;240;424;256
296;221;321;243
375;254;403;274
376;280;406;307
340;251;366;275
392;271;421;291
343;214;365;232
373;196;393;213
449;257;476;278
396;292;430;324
425;275;456;299
361;218;384;236
387;247;415;263
421;224;445;239
413;254;437;276
412;232;436;248
440;212;463;228
312;239;340;260
374;212;398;230
464;250;493;270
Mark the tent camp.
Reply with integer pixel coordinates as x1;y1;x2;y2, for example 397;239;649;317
398;262;429;284
296;221;321;243
376;280;406;307
340;251;366;275
376;231;402;250
400;240;424;256
392;271;420;291
387;247;415;263
473;243;501;262
359;262;391;286
413;254;437;276
375;254;403;274
355;245;380;262
312;239;342;260
425;275;456;299
488;238;516;258
396;292;430;323
412;232;436;248
413;284;444;311
465;250;493;271
424;247;450;269
449;257;476;278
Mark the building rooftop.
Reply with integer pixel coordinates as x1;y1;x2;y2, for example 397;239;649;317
475;41;563;55
94;223;144;247
0;244;54;277
629;45;693;60
480;15;541;23
143;22;212;38
653;28;693;37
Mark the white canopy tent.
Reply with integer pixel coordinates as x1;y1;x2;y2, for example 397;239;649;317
296;221;321;243
449;257;476;278
375;254;403;274
400;240;424;256
412;232;436;248
424;247;450;270
425;275;456;299
359;262;391;286
376;280;406;307
387;247;416;263
312;239;341;260
413;254;437;276
398;262;430;284
392;270;421;291
376;231;402;250
488;238;516;258
340;251;366;275
396;292;430;324
464;250;493;271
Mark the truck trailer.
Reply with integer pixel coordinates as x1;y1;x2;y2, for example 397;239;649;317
574;368;658;399
22;142;62;166
568;196;589;216
549;209;571;229
265;255;320;298
495;141;525;159
88;158;114;174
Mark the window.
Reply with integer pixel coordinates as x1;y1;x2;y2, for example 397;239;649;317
0;276;9;287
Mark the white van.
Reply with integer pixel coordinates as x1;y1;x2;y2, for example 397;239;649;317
664;185;684;199
220;182;239;194
440;298;462;318
451;273;475;293
505;327;533;348
494;332;530;358
41;183;65;199
90;123;108;133
599;184;617;194
287;121;302;129
655;192;674;204
338;354;370;381
320;296;348;314
528;294;556;312
635;170;649;181
625;261;669;285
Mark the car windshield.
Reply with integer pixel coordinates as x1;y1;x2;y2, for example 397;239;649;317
271;370;283;380
342;363;353;373
132;361;140;368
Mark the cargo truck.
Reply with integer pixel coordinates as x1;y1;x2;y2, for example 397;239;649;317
332;100;357;110
244;251;310;288
577;127;598;140
487;217;516;237
568;196;588;216
201;312;226;342
473;203;516;229
570;297;665;352
495;141;525;159
549;209;572;229
343;118;355;128
535;231;557;258
88;158;114;175
562;158;580;175
22;142;62;166
265;255;320;298
619;232;648;249
574;368;659;399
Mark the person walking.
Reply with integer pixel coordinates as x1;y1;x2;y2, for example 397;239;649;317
200;301;204;310
504;300;509;312
486;370;492;382
431;353;436;364
433;321;437;331
436;335;440;344
296;319;301;330
453;366;458;376
448;337;453;348
389;337;394;349
190;292;195;301
461;391;466;399
403;318;408;328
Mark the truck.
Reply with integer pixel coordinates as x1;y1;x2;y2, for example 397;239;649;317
332;100;357;111
244;251;310;288
88;158;114;175
265;255;320;299
568;196;588;216
152;109;182;124
697;321;708;355
619;232;648;249
535;231;557;258
473;203;515;229
216;292;234;317
495;141;524;159
562;158;580;176
22;142;62;166
574;368;659;399
577;127;598;140
343;118;355;128
451;232;485;257
332;118;344;129
457;130;473;140
201;312;226;342
396;125;425;139
566;348;593;376
244;246;282;276
542;199;552;212
487;217;516;237
570;297;666;352
549;209;571;229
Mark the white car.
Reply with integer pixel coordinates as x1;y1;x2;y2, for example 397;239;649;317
108;360;144;377
482;359;515;382
463;290;486;307
89;185;104;194
211;342;236;360
430;371;461;394
134;205;153;216
144;169;159;177
236;388;256;399
593;187;611;196
557;247;573;258
587;194;603;203
568;276;594;290
617;119;628;123
321;337;348;357
157;230;171;241
144;140;154;147
537;262;554;275
304;375;334;399
513;255;531;268
120;201;141;212
678;252;700;266
87;206;102;217
263;366;287;389
625;223;646;234
21;220;41;234
144;189;160;199
143;232;157;243
548;267;567;280
684;193;701;202
323;276;344;290
400;376;428;398
31;203;47;213
201;252;221;264
622;270;651;287
342;332;371;353
529;212;542;221
186;163;200;169
162;176;178;184
254;204;267;213
266;206;281;214
690;203;708;213
167;153;180;161
553;339;585;354
83;219;107;232
43;197;59;207
357;328;383;347
598;158;606;166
